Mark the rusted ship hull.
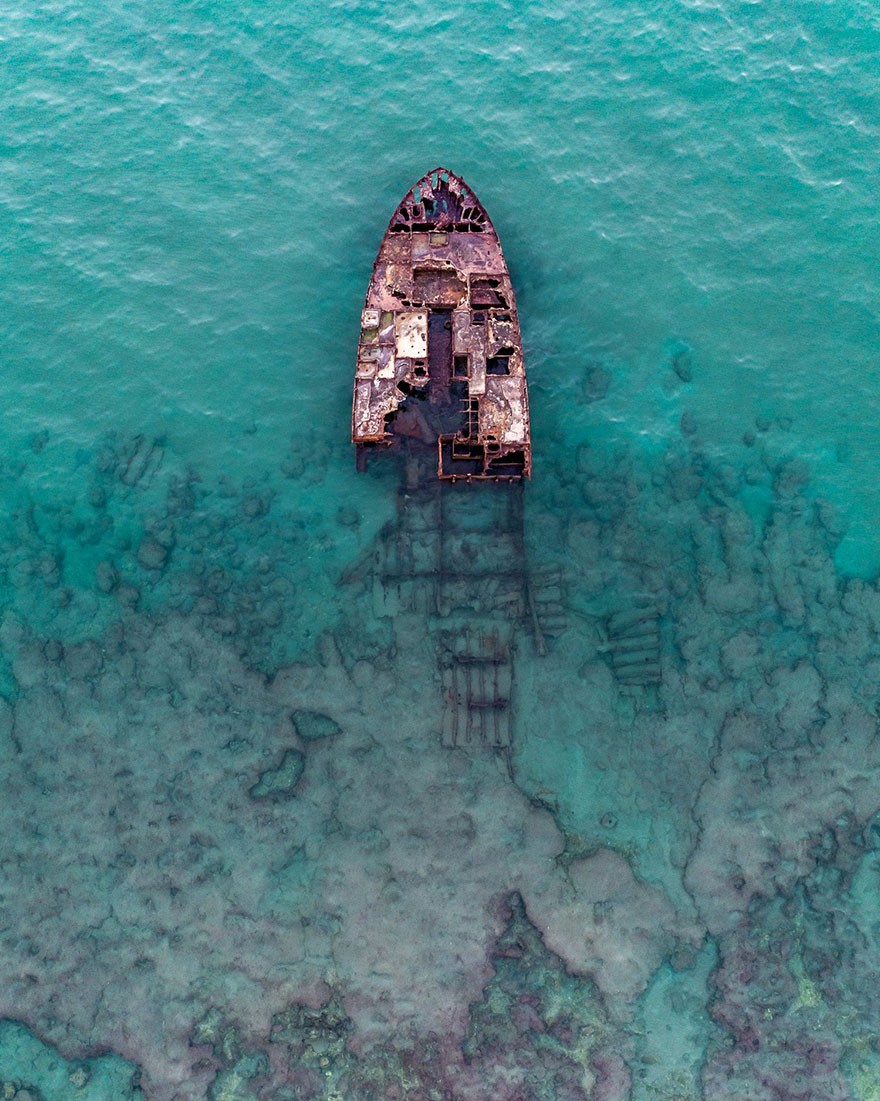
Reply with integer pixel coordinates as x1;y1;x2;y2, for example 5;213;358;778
352;167;531;481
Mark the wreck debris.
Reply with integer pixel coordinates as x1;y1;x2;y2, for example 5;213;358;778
601;606;663;688
117;434;165;488
353;167;531;481
365;481;528;620
441;627;513;749
338;474;582;761
527;568;568;658
341;479;574;756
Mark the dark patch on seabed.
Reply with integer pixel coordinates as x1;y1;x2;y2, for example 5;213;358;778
2;395;880;1101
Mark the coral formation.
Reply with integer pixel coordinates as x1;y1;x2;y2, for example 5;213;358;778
0;403;877;1100
249;750;306;800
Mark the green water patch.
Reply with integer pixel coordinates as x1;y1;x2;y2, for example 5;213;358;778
0;1021;141;1101
630;942;718;1101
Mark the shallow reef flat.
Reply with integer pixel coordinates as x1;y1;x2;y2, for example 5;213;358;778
1;396;880;1101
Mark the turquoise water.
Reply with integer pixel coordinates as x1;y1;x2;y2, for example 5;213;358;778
2;2;880;1098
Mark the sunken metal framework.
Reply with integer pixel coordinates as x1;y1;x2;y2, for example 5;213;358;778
352;167;531;481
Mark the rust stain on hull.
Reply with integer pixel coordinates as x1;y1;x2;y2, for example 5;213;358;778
352;167;531;481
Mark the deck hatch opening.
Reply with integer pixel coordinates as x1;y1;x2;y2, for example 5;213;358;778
487;356;511;376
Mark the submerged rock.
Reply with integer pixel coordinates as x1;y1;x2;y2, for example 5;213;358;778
95;560;119;593
67;1065;90;1089
292;710;340;742
671;344;693;382
249;749;305;800
137;537;170;571
115;583;141;609
581;364;612;403
269;997;353;1090
207;1052;269;1101
190;1008;225;1053
462;892;608;1100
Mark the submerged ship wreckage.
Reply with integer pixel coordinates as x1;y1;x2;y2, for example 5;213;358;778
349;169;658;751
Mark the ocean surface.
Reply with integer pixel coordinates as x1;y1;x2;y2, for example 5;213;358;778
1;2;879;1099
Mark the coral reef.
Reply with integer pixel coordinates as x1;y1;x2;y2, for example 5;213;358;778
249;750;306;800
0;405;877;1100
460;892;614;1101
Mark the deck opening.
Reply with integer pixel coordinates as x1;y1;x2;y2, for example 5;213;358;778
428;308;453;392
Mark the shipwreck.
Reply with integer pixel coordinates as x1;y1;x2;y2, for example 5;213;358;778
352;167;531;481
